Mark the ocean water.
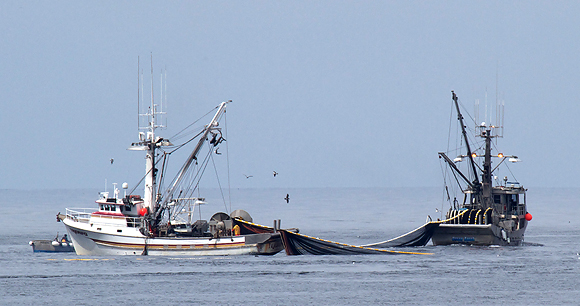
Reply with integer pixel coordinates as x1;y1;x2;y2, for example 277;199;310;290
1;187;579;305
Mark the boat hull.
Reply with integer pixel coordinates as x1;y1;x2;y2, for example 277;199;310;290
63;218;283;256
431;224;526;246
30;240;75;252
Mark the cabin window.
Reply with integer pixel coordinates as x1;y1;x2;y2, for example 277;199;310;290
111;206;116;212
510;194;518;205
99;205;104;210
493;195;501;204
124;205;131;212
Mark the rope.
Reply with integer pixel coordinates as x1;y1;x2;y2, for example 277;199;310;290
127;153;166;196
168;105;219;142
225;111;232;213
210;150;229;214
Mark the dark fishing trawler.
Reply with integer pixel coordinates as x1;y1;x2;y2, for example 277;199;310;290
431;91;532;246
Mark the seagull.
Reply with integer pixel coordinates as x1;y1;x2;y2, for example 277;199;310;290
435;208;440;213
243;174;253;179
273;171;278;177
284;194;290;203
110;158;114;164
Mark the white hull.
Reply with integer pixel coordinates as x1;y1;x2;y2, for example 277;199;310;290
63;216;282;256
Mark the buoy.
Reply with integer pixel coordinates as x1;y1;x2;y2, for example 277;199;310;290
51;241;60;246
525;213;533;221
139;207;148;216
29;241;34;246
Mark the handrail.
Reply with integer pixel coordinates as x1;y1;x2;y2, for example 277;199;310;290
66;208;142;228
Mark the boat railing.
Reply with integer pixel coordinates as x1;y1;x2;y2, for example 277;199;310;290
66;208;93;224
65;208;142;228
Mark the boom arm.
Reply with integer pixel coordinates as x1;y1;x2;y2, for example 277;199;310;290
158;101;229;213
439;152;474;189
452;91;480;186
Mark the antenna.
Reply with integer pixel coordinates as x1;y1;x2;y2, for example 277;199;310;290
150;53;154;130
160;68;163;115
484;88;488;127
475;98;479;127
495;62;499;127
500;95;505;137
136;56;167;136
137;56;140;132
140;65;144;129
164;66;167;128
159;67;167;128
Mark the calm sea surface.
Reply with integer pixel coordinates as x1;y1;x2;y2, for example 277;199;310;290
1;187;579;305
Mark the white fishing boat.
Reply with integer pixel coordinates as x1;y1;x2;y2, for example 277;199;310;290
61;71;286;256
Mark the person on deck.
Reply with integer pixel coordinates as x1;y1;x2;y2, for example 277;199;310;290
233;224;240;236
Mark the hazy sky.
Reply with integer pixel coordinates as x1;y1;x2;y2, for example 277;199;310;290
1;1;579;190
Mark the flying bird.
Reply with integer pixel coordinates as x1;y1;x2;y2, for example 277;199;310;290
110;158;114;164
243;174;253;179
273;171;278;177
284;194;290;203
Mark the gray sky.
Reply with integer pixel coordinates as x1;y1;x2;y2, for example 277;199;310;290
1;1;578;190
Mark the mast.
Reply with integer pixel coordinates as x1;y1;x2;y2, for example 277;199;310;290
145;57;157;213
481;128;493;208
128;57;166;214
452;91;480;187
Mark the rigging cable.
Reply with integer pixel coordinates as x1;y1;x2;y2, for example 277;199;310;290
490;140;519;183
224;111;232;213
167;106;219;142
167;130;205;154
447;99;454;156
178;141;214;207
443;100;457;210
210;151;229;214
440;159;451;208
155;152;169;203
159;141;214;222
127;154;166;196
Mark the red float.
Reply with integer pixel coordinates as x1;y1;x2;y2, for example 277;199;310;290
139;207;148;216
525;213;533;221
